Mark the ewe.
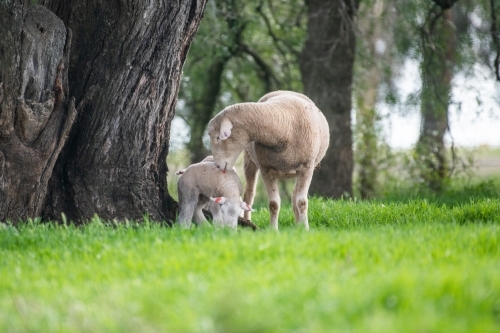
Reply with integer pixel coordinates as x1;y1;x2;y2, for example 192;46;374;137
176;157;252;228
208;90;329;230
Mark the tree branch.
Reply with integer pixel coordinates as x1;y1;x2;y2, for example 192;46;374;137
256;0;301;58
491;0;500;81
431;0;459;10
240;43;281;91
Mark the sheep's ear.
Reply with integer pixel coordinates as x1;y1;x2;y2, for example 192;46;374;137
219;118;233;140
241;201;254;212
210;196;227;204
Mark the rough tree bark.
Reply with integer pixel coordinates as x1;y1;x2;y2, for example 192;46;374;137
39;0;208;223
300;0;359;198
0;1;76;223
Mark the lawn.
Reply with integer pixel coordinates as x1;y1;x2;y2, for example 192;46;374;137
1;197;499;332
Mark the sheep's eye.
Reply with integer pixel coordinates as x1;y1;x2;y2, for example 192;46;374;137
216;136;220;142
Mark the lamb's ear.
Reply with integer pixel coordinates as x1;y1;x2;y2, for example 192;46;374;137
241;201;254;212
219;118;233;140
210;196;227;204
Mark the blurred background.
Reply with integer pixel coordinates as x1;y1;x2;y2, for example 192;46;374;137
168;0;500;206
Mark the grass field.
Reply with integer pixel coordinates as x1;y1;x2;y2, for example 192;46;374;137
1;195;500;332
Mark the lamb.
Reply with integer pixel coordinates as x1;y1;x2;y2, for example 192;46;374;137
175;156;215;175
176;156;252;228
207;90;329;230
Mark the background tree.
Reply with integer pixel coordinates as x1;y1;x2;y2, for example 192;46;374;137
391;0;499;192
301;0;360;198
416;3;457;192
492;0;500;80
1;0;207;223
177;0;305;164
353;0;398;199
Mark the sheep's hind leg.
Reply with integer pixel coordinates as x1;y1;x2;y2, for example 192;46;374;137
292;170;314;230
261;171;280;230
243;150;259;220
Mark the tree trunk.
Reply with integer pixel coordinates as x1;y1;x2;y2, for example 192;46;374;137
2;0;208;223
354;0;392;199
355;73;379;199
0;1;76;223
40;0;207;223
300;0;359;198
417;8;456;192
186;57;230;164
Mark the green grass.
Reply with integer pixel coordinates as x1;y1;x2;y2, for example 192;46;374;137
168;146;500;208
1;198;500;332
378;177;500;206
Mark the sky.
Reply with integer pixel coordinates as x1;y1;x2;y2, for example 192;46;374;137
375;60;500;148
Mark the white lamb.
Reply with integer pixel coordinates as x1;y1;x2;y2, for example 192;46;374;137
207;90;329;230
176;156;252;228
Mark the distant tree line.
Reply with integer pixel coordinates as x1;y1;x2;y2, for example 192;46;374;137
177;0;500;198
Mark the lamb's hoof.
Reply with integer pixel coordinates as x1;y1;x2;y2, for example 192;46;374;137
237;217;259;231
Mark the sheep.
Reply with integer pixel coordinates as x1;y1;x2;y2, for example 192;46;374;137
207;90;329;230
176;156;252;228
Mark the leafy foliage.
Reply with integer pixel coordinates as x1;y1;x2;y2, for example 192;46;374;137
176;0;306;161
353;0;500;196
174;0;500;197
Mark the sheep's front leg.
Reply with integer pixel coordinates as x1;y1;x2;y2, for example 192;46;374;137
292;169;314;230
261;171;280;230
243;150;259;221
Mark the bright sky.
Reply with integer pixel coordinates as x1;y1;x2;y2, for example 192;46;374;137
384;60;500;148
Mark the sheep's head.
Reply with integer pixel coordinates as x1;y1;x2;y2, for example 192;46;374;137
208;117;248;171
209;196;252;228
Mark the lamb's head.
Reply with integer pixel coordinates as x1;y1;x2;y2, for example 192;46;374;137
208;116;249;171
210;196;252;228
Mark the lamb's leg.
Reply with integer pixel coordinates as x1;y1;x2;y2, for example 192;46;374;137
243;150;259;220
261;171;280;230
177;188;197;228
208;200;224;227
292;170;314;230
193;198;209;226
